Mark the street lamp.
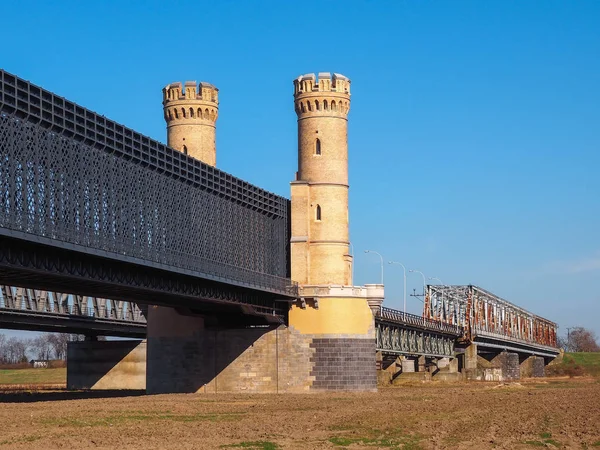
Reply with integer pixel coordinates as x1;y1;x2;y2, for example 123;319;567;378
429;277;443;285
409;269;427;296
388;261;406;318
364;250;384;285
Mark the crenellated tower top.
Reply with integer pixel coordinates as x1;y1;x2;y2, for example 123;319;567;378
162;81;219;123
162;81;219;166
163;81;219;103
293;73;350;119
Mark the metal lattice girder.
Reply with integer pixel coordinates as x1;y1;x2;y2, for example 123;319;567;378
0;284;146;337
0;69;296;298
0;284;146;322
424;285;558;349
375;321;455;358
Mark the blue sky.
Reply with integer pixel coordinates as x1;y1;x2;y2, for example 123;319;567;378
1;0;599;338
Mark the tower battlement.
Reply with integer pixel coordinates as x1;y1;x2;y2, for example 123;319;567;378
293;73;350;96
162;80;219;166
162;81;219;103
293;73;350;118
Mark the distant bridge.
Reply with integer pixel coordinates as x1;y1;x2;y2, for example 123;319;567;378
425;285;558;358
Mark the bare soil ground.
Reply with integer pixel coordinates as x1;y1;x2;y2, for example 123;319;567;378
0;378;599;449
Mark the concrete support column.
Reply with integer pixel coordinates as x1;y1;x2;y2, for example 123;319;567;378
520;355;545;378
465;343;478;370
448;357;459;374
504;352;521;380
437;357;450;370
464;343;478;380
401;357;415;373
146;305;212;394
491;351;521;381
417;355;427;372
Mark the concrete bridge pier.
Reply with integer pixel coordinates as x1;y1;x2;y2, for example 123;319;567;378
431;356;462;381
401;357;416;373
145;305;296;394
145;284;383;394
461;344;522;381
463;343;479;380
490;351;520;381
519;355;545;378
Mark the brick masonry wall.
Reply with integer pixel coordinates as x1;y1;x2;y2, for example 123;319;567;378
147;325;376;393
310;338;376;391
146;305;377;394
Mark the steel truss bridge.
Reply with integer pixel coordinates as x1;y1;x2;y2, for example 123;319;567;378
375;307;462;358
0;69;297;325
424;285;558;357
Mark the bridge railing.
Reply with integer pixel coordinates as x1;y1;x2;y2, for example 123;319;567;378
376;307;463;336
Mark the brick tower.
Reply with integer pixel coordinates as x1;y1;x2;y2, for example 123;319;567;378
162;81;219;166
290;72;352;285
288;72;383;391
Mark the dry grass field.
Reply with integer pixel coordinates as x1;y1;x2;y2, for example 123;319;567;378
0;377;599;449
0;368;66;387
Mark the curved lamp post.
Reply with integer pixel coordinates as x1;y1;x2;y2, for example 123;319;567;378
389;261;406;318
429;277;443;285
364;250;384;285
409;269;427;296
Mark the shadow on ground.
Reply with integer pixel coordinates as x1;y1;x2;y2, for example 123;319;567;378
0;389;145;403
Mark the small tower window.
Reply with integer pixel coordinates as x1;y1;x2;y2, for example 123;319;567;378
316;204;322;221
315;138;321;155
183;145;188;155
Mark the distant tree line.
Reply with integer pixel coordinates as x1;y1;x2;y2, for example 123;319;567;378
0;333;86;364
557;327;600;352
